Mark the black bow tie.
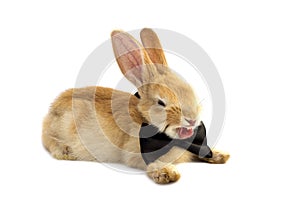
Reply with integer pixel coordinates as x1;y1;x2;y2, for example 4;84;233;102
139;122;212;165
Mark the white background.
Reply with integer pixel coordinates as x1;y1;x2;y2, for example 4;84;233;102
1;0;299;199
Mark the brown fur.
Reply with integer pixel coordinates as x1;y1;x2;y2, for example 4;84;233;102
42;28;230;184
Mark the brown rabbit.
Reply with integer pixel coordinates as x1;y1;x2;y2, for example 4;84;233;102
42;28;229;184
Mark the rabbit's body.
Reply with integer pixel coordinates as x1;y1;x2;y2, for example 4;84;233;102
42;28;229;184
42;86;194;169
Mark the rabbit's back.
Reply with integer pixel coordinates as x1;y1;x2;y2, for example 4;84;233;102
42;86;145;165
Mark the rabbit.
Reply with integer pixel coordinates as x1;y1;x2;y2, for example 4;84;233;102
42;28;230;184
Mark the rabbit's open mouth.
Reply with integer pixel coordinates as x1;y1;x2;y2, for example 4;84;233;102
176;127;194;139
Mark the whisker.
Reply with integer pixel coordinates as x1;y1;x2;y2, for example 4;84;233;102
163;124;169;132
199;98;206;105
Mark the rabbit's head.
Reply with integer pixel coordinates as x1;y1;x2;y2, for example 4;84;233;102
111;28;201;139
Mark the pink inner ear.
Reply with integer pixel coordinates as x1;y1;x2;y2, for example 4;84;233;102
118;51;143;81
112;33;144;75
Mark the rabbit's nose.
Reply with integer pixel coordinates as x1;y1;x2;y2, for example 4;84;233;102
185;118;196;126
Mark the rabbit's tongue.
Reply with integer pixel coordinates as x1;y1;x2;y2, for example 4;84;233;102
178;127;194;139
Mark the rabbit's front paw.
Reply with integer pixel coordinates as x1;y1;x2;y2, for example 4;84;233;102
203;150;230;164
147;163;180;184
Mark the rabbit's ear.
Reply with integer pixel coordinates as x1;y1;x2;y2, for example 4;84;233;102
111;30;156;87
140;28;168;67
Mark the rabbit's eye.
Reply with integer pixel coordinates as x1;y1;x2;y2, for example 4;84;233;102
158;99;166;107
